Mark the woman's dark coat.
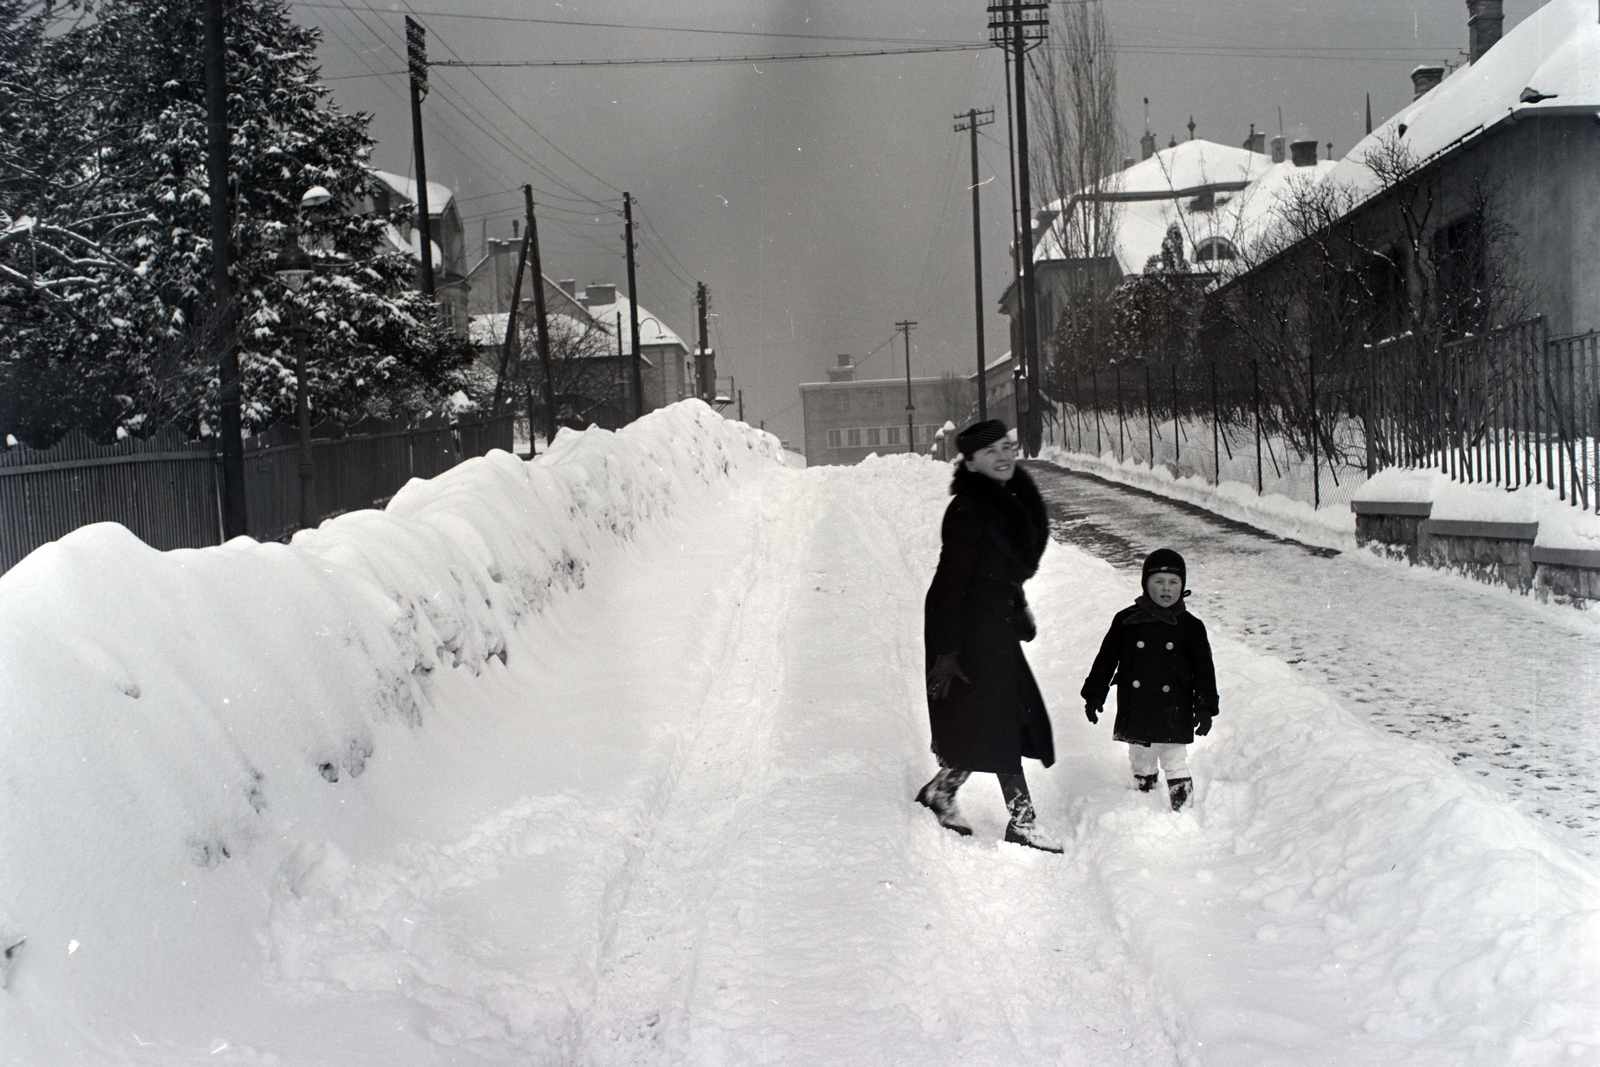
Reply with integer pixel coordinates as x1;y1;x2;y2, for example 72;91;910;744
1081;598;1218;745
923;464;1054;773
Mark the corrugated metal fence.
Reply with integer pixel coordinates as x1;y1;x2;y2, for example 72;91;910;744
0;413;516;574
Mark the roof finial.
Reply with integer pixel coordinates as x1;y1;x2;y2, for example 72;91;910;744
1187;115;1196;140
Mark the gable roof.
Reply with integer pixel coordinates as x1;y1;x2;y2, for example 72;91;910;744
1328;0;1599;203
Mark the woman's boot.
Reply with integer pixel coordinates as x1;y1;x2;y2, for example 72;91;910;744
915;768;972;836
999;773;1063;853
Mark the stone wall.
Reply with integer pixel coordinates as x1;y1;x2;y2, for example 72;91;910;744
1353;501;1599;606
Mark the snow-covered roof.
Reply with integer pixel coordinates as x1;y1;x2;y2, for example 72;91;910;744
1106;139;1269;199
1329;0;1599;202
468;310;630;358
371;169;456;212
578;287;687;350
1035;139;1287;274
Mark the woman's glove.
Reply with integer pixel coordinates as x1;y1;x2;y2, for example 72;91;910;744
926;653;970;701
1084;704;1101;724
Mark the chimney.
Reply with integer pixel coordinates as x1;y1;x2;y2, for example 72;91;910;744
1411;65;1445;99
1140;129;1156;160
583;283;616;307
1466;0;1504;64
1290;139;1319;167
828;354;855;383
558;279;577;297
1242;123;1267;154
1270;135;1286;163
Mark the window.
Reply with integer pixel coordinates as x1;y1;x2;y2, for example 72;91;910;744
871;389;884;409
1195;236;1238;264
848;428;862;447
827;429;842;448
886;426;901;445
866;427;881;446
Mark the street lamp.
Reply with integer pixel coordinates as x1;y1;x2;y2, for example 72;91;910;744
271;185;330;531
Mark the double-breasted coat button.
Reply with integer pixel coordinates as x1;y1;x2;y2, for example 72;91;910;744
1166;642;1174;650
1136;640;1145;648
1132;679;1141;688
1162;685;1171;692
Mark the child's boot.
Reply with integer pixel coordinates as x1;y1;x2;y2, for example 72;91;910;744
1167;776;1193;812
916;768;973;836
1134;773;1159;793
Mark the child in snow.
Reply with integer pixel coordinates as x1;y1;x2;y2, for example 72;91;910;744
1080;548;1218;812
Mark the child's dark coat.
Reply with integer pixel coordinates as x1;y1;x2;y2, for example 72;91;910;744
1081;599;1219;745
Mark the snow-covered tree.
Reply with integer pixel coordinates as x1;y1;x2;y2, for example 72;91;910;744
0;0;473;447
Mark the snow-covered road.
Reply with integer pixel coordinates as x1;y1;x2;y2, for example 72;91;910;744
2;409;1596;1064
1030;463;1600;853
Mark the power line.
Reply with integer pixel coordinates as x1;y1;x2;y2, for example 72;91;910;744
296;3;973;46
429;45;985;69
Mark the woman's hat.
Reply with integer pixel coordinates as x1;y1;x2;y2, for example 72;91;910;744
956;419;1008;459
1141;548;1186;588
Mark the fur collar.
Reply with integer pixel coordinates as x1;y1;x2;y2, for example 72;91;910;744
949;464;1049;576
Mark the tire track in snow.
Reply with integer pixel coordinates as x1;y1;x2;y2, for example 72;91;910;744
572;469;820;1064
575;459;1177;1064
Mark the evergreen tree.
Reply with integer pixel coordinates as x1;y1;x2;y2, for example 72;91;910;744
0;0;472;447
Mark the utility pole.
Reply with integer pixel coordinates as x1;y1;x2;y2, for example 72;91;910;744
203;0;245;538
622;193;643;420
695;282;713;403
405;17;435;297
737;389;744;423
897;320;918;453
524;186;557;448
955;107;995;422
988;0;1047;454
491;195;532;416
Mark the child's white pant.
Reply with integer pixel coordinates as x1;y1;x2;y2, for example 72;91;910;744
1128;742;1189;779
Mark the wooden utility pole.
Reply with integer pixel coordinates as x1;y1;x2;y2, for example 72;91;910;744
897;320;918;452
695;282;713;402
203;0;245;538
524;186;557;447
989;1;1048;453
405;17;435;297
622;193;643;420
956;107;995;422
491;201;532;416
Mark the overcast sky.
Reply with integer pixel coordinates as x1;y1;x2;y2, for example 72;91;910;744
289;0;1542;444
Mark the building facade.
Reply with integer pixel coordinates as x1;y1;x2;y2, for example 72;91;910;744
800;356;978;466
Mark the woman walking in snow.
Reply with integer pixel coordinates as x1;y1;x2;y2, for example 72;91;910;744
916;420;1060;852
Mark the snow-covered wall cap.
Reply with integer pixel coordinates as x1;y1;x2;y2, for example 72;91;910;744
1330;0;1599;202
370;169;456;213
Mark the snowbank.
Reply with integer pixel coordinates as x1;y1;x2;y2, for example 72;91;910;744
0;401;782;1059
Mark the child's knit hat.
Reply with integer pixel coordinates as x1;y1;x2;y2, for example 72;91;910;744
1141;548;1186;590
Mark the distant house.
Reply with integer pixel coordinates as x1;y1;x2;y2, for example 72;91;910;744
467;280;697;429
1001;135;1338;359
370;170;469;339
799;355;976;466
970;352;1018;427
1228;0;1599;340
